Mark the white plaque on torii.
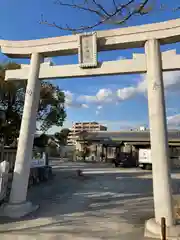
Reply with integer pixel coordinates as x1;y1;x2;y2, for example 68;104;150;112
78;32;97;68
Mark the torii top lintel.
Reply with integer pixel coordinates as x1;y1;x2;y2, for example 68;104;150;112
1;18;180;58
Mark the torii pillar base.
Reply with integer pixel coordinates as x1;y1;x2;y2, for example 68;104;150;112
0;201;39;219
145;218;180;239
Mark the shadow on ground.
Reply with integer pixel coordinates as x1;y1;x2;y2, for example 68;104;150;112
0;163;179;239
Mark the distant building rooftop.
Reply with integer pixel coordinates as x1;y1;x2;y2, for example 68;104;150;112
77;130;180;143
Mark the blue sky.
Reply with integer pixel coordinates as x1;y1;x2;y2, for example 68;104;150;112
0;0;180;133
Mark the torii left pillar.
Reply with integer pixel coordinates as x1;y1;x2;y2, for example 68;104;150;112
1;53;43;218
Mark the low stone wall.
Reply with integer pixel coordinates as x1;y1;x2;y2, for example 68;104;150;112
0;148;53;203
2;166;53;203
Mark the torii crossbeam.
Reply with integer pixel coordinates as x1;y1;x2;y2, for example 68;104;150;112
1;18;180;239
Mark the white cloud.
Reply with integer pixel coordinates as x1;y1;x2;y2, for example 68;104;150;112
167;114;180;128
64;90;89;109
117;56;126;60
95;110;100;115
163;71;180;91
63;69;180;112
97;89;113;102
117;86;138;100
82;104;89;108
64;89;111;109
95;105;103;115
76;71;180;107
78;88;114;105
64;90;73;107
116;71;180;101
44;57;55;65
97;105;103;110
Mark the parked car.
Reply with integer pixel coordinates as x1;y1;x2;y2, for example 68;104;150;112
112;153;137;168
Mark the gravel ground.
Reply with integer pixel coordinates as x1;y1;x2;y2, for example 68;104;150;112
0;162;179;239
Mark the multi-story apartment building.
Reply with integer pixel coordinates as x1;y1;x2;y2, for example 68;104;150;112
67;122;107;145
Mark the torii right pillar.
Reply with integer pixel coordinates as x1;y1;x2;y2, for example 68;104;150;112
145;39;180;239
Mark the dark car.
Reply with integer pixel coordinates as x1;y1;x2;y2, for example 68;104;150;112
113;153;137;168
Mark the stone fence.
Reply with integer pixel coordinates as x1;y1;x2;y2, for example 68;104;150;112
0;147;52;203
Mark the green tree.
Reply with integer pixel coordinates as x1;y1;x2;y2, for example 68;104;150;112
77;130;90;161
54;128;71;145
0;62;66;145
34;133;49;148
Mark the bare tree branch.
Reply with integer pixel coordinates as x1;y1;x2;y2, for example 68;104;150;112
40;0;177;33
173;6;180;11
91;0;110;17
112;0;118;11
53;0;105;18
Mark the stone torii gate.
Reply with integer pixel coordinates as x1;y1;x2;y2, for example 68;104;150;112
1;18;180;239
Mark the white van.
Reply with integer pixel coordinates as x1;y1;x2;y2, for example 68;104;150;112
138;148;152;170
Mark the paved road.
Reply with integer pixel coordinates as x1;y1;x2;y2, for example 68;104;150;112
0;161;180;239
